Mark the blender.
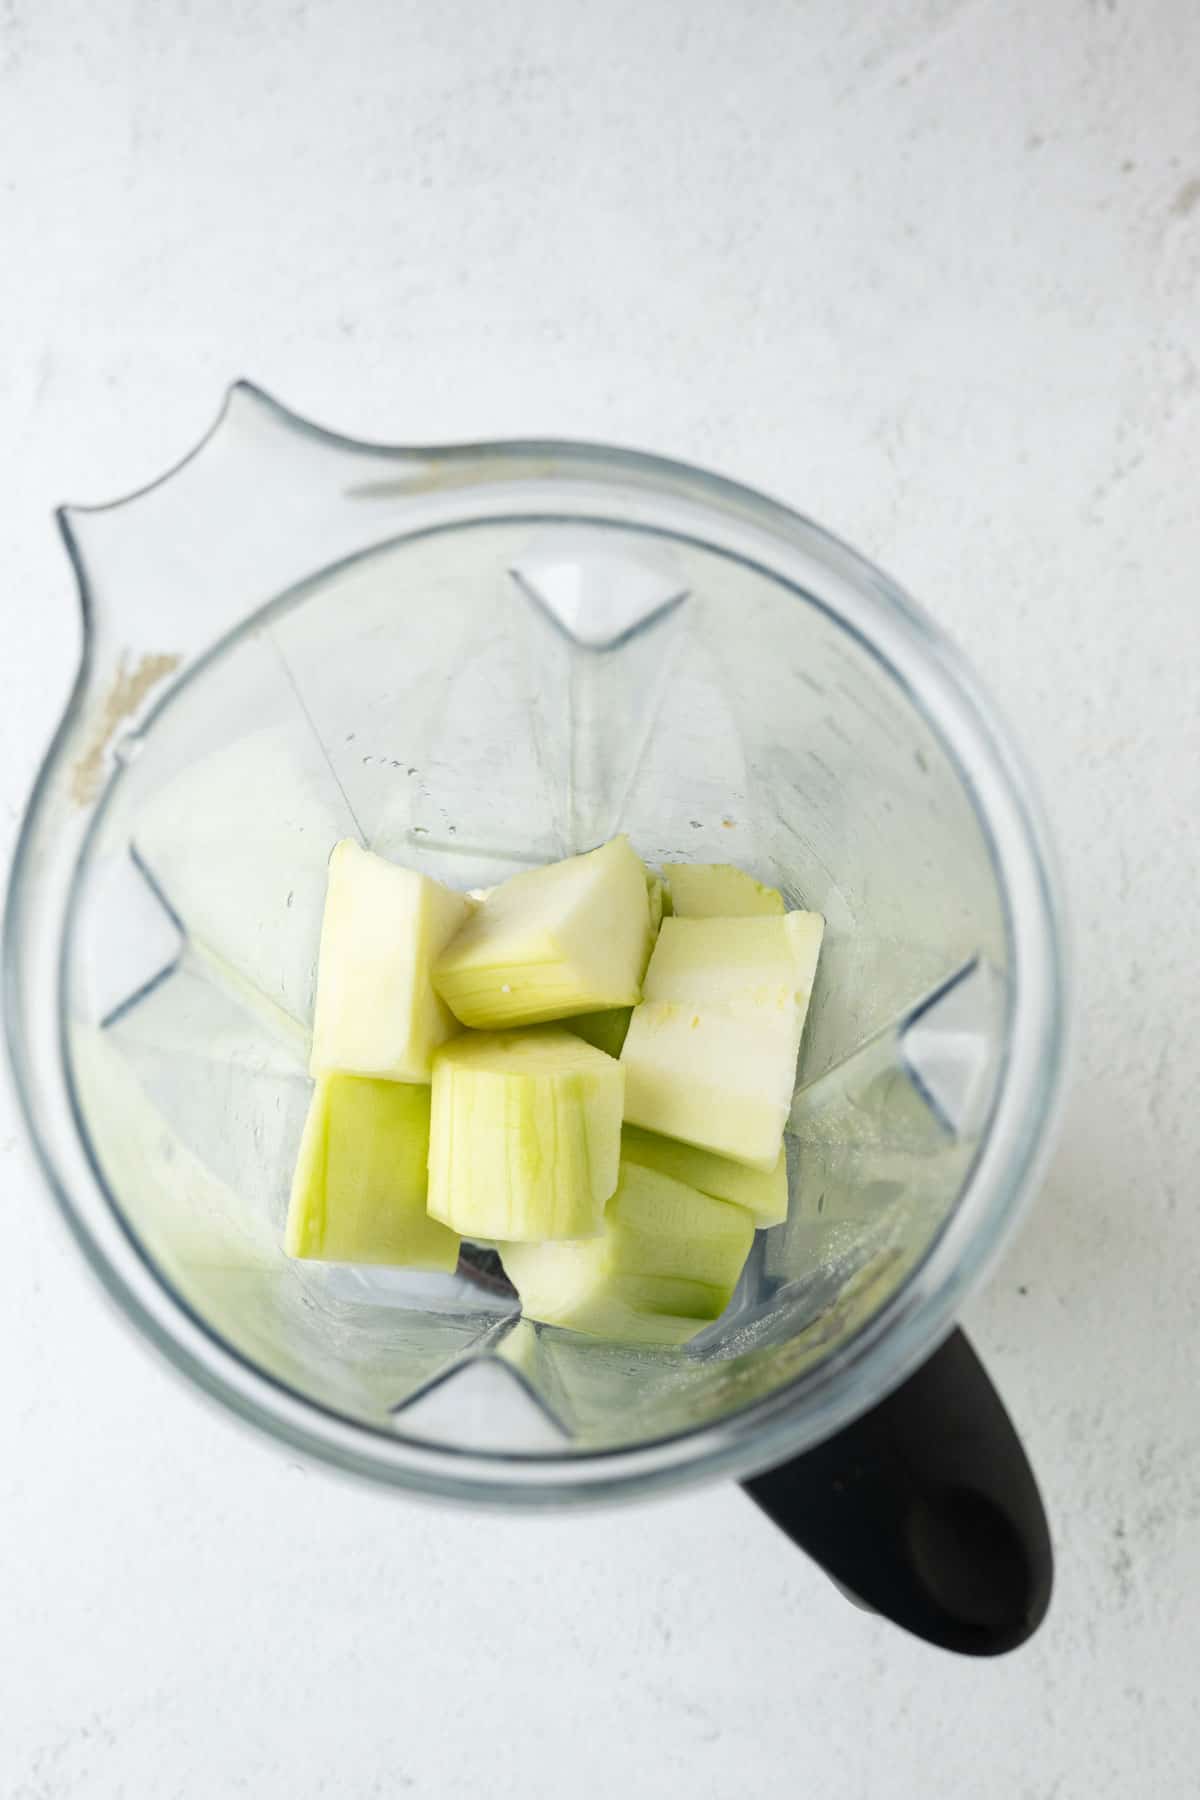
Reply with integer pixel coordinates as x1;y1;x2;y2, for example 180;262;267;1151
4;383;1067;1655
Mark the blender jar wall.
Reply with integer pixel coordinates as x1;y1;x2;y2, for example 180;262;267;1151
66;515;1011;1455
5;388;1066;1501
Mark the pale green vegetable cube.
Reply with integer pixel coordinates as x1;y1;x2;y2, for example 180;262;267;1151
500;1162;755;1346
620;1004;794;1170
663;862;784;917
427;1029;624;1241
310;840;472;1082
432;836;652;1029
643;912;823;1014
621;1123;788;1227
621;912;824;1169
286;1074;459;1269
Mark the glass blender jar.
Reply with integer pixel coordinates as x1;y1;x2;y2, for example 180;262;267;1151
4;384;1067;1655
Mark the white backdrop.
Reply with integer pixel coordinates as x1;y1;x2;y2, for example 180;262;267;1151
2;1;1198;1794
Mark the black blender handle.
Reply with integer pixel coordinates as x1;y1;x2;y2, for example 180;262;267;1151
742;1328;1052;1656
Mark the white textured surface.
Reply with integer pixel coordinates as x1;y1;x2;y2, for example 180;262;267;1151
2;1;1199;1793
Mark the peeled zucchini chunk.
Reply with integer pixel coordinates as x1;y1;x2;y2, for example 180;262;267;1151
621;1005;793;1170
621;1123;788;1228
432;836;652;1029
310;840;472;1082
642;912;823;1012
286;1073;460;1270
620;912;824;1169
501;1162;755;1346
427;1029;624;1242
663;862;784;918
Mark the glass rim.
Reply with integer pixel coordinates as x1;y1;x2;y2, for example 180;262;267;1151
4;393;1070;1504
